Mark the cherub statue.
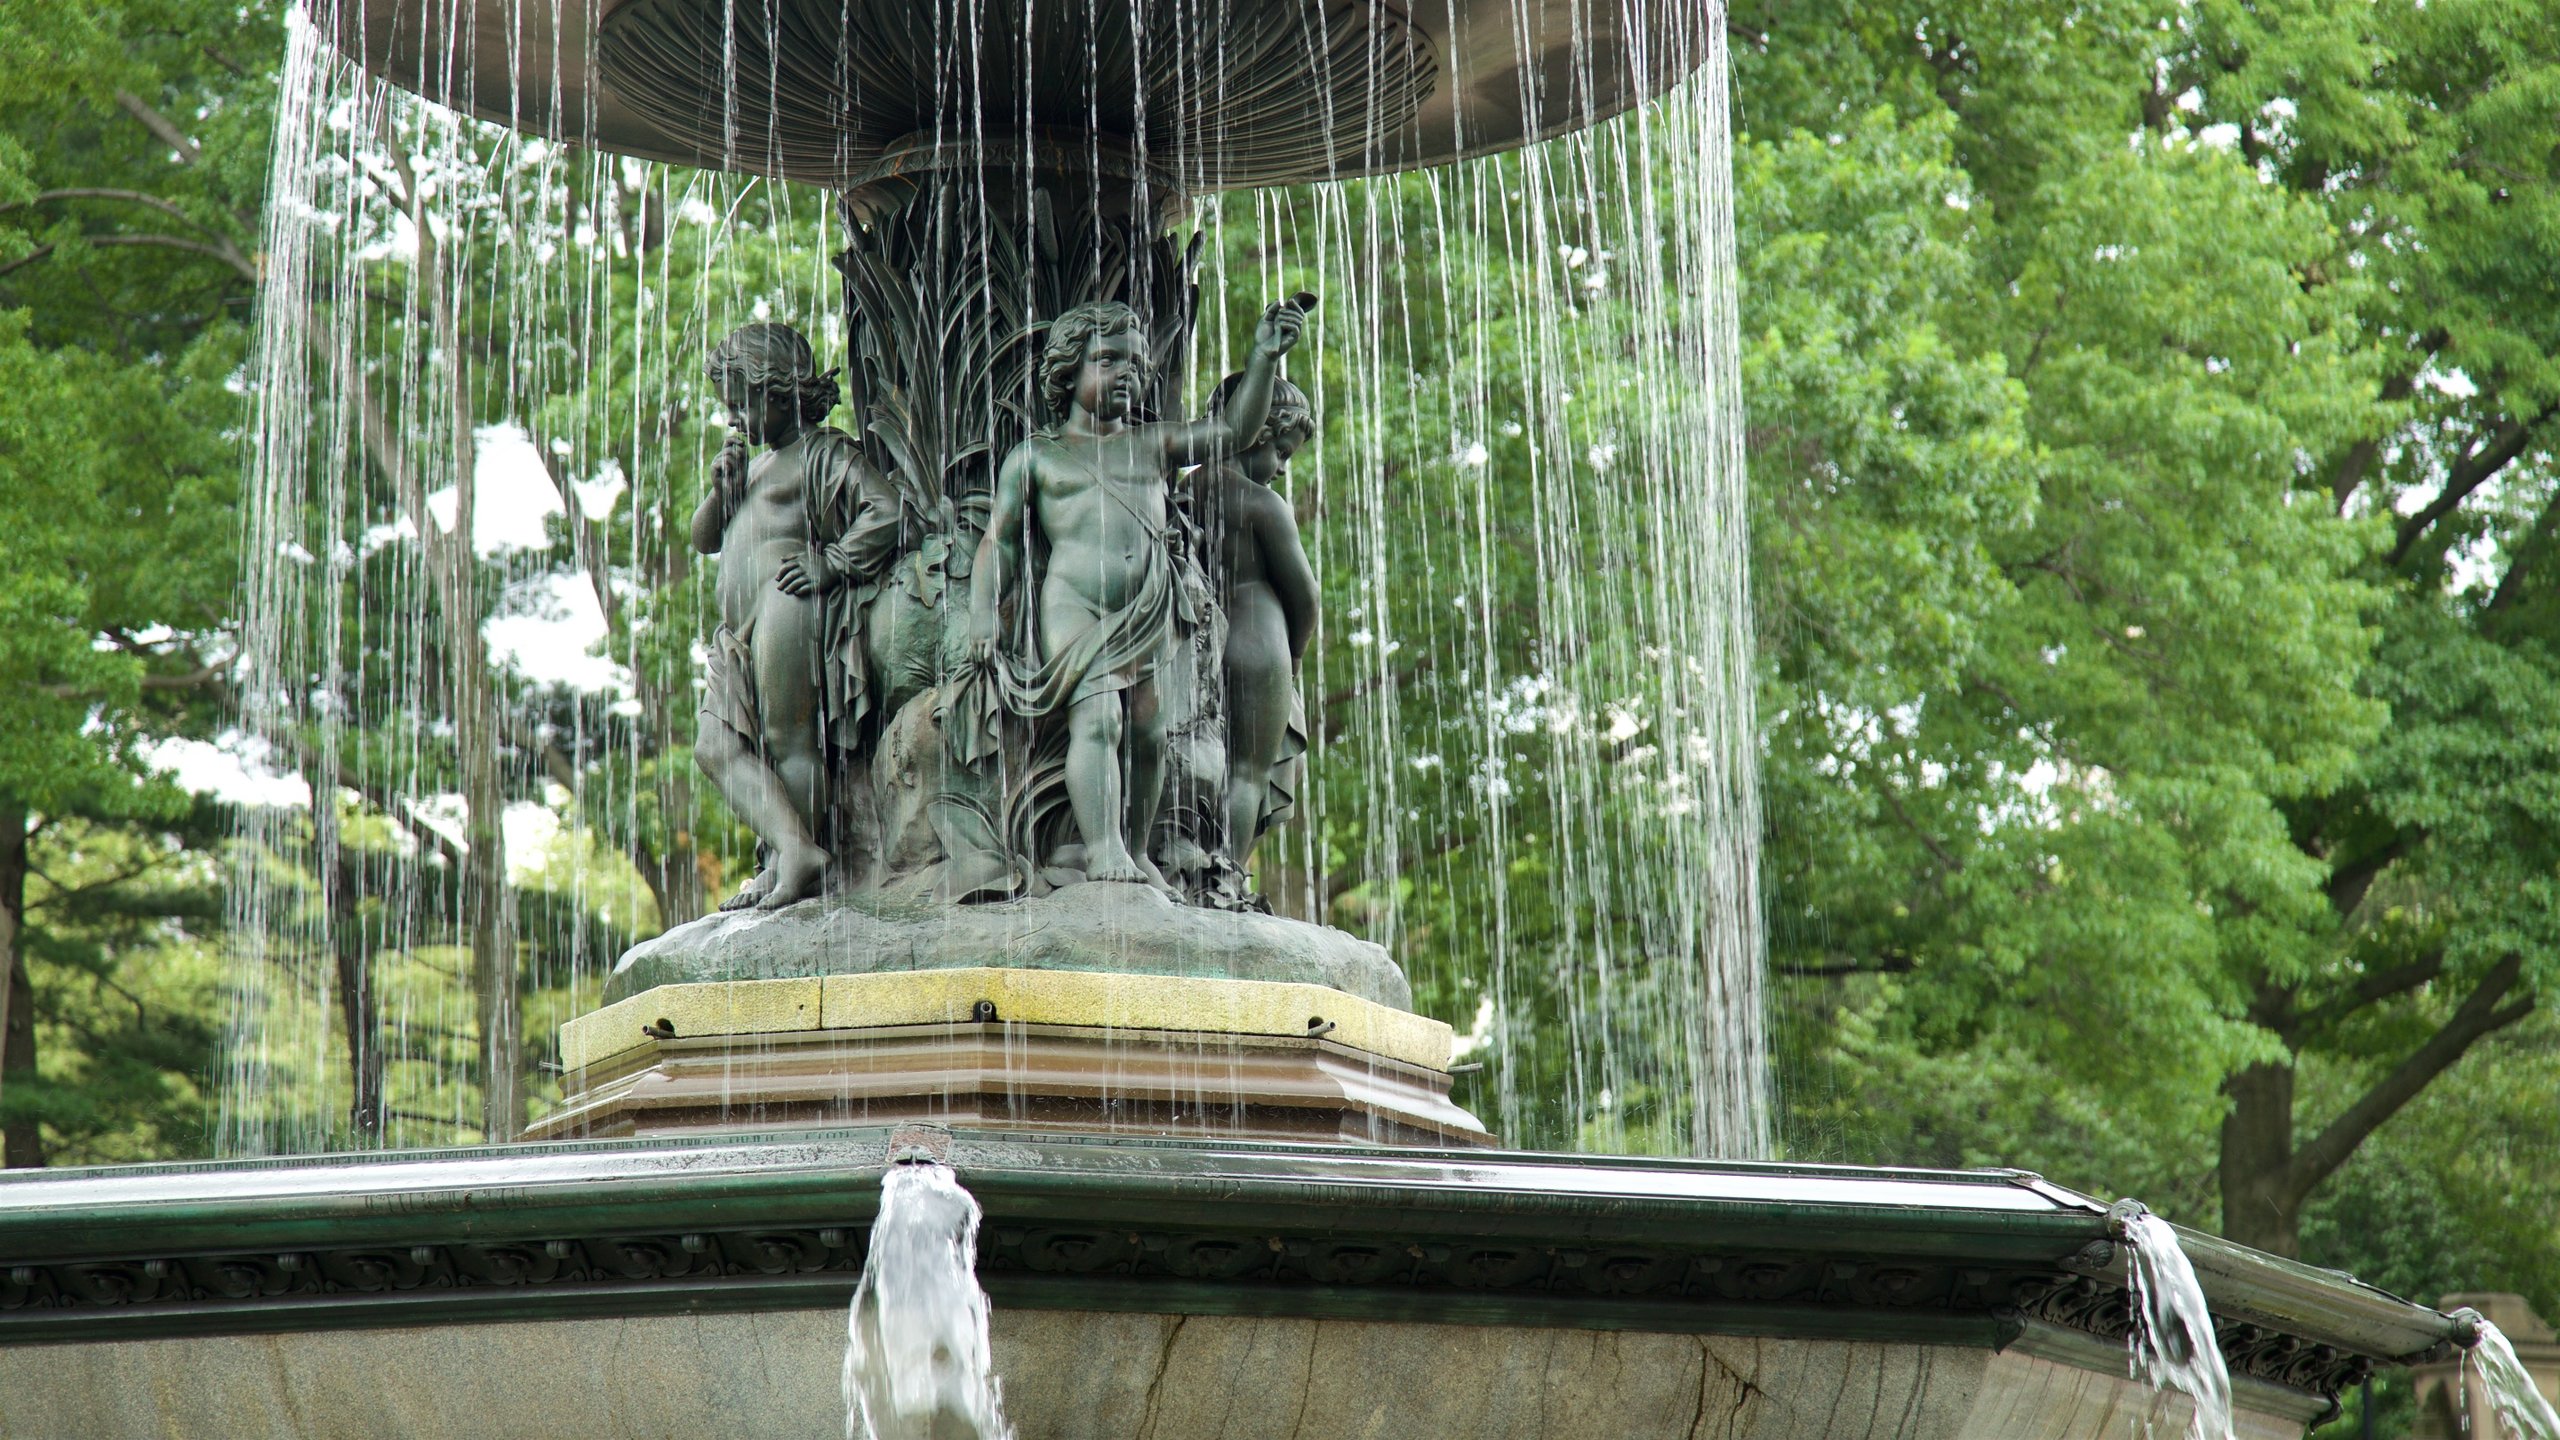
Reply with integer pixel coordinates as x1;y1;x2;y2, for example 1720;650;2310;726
690;322;906;910
1198;370;1317;885
961;293;1310;892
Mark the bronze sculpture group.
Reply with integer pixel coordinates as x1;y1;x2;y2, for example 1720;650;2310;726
691;292;1317;916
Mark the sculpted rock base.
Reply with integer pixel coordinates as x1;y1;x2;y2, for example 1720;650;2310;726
605;881;1415;1011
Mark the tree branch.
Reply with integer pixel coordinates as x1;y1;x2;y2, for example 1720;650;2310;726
2292;947;2444;1036
81;232;257;283
2285;951;2534;1201
2324;827;2421;920
328;323;459;580
114;88;202;166
1879;780;1962;875
349;781;468;869
2389;409;2552;567
0;188;198;225
2485;482;2560;616
503;714;581;796
37;658;230;701
531;435;622;629
1782;951;1917;979
0;243;57;279
2330;358;2429;513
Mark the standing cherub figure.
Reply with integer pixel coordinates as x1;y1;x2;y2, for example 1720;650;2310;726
1199;371;1318;884
691;322;906;911
962;293;1310;892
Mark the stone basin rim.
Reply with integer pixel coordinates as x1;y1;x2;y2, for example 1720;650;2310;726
0;1126;2462;1381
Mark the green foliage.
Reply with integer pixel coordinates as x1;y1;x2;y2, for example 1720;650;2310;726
0;0;272;1165
3;815;227;1163
0;0;266;801
1740;0;2560;1312
1745;70;2378;1173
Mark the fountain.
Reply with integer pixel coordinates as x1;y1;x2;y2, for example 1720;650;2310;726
0;0;2495;1434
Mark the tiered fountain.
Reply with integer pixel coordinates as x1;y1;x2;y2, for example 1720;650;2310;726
0;0;2488;1435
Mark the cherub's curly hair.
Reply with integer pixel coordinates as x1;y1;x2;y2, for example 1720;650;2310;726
1038;301;1148;418
706;321;841;424
1207;372;1315;446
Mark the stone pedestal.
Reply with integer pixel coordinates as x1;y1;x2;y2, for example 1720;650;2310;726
530;967;1490;1146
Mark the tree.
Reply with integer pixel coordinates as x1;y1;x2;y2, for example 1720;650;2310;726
2175;0;2560;1259
0;0;269;1161
1732;0;2559;1262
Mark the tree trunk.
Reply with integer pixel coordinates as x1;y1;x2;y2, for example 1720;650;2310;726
448;431;523;1144
2219;1059;2302;1257
302;750;385;1141
334;940;384;1140
0;804;19;1089
415;170;521;1144
650;720;706;928
328;854;384;1139
0;949;35;1168
0;803;31;1168
463;726;520;1142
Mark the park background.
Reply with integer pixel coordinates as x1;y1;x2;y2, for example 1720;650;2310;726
4;2;2558;1431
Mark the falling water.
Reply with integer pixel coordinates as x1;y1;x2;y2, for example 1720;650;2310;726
2119;1211;2234;1440
844;1164;1014;1440
227;2;837;1152
2461;1312;2560;1440
226;0;1766;1158
1217;49;1768;1155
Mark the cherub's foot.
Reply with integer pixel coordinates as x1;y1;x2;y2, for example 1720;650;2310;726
1132;854;1181;901
1082;846;1146;884
719;869;776;913
755;842;830;912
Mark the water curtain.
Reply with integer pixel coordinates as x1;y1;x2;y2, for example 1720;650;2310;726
232;0;1763;1156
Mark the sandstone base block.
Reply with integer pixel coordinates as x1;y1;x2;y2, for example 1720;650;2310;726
530;967;1490;1146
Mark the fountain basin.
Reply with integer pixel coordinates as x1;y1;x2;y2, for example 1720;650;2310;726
317;0;1716;188
0;1129;2457;1437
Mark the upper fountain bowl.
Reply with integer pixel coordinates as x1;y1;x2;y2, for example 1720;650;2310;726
314;0;1716;189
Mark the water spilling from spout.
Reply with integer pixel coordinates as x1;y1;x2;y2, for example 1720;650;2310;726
2456;1310;2560;1440
844;1162;1014;1440
2115;1207;2233;1440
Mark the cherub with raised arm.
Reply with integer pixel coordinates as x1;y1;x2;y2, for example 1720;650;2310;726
690;322;906;911
960;293;1311;893
1199;370;1318;884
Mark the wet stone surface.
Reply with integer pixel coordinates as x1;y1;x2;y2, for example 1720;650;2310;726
605;881;1414;1011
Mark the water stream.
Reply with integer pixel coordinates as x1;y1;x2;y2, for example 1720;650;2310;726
2118;1210;2234;1440
844;1163;1014;1440
2462;1313;2560;1440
